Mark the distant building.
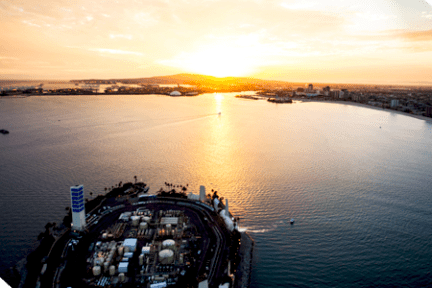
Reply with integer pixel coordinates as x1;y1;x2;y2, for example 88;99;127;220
322;86;331;96
306;84;313;92
331;90;342;99
170;91;181;96
71;185;86;231
352;94;360;102
426;107;432;117
390;99;400;108
341;89;349;99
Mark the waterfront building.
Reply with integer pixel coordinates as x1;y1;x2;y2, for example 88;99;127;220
390;99;400;108
70;184;86;231
330;90;341;99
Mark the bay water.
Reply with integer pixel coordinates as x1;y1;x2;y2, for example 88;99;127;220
1;94;431;287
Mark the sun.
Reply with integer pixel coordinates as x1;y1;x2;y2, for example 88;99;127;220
164;44;257;78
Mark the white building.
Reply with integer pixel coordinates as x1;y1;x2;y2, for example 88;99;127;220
170;91;181;96
71;185;86;231
199;185;206;202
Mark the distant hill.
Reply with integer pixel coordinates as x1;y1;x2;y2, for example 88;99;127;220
72;73;296;87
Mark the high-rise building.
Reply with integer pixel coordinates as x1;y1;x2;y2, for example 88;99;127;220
390;99;400;108
71;184;86;231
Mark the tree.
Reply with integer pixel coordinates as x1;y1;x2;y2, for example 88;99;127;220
37;232;44;240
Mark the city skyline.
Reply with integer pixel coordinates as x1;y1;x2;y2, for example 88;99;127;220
1;0;432;85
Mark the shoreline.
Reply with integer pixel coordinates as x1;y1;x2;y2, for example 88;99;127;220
2;93;431;124
294;99;432;124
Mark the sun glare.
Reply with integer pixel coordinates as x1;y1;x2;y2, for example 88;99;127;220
171;45;256;78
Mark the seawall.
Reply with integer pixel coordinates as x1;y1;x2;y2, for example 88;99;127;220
235;231;254;288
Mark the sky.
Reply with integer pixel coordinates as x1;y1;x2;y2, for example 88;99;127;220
1;0;432;85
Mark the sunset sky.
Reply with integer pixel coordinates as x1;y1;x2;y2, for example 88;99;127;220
1;0;432;84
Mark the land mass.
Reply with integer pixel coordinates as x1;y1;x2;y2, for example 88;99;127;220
1;73;432;120
12;181;253;288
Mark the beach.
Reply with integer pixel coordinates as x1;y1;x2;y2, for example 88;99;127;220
294;99;432;124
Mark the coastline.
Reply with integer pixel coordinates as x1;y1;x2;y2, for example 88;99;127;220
295;99;432;124
3;93;432;124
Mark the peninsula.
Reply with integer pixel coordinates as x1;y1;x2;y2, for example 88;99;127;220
15;181;253;288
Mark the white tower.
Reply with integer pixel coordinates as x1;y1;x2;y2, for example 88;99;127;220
199;185;206;202
70;184;86;231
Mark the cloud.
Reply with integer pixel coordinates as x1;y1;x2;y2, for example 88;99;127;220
109;34;133;40
280;1;317;10
421;12;432;19
0;56;19;60
22;20;41;27
400;29;432;41
88;48;144;56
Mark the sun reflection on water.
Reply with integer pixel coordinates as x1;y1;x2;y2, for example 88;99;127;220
214;93;224;114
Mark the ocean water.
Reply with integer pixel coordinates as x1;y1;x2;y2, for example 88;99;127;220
1;94;432;287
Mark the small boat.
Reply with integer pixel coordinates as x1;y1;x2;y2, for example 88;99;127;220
290;219;295;224
218;112;221;116
0;129;9;135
